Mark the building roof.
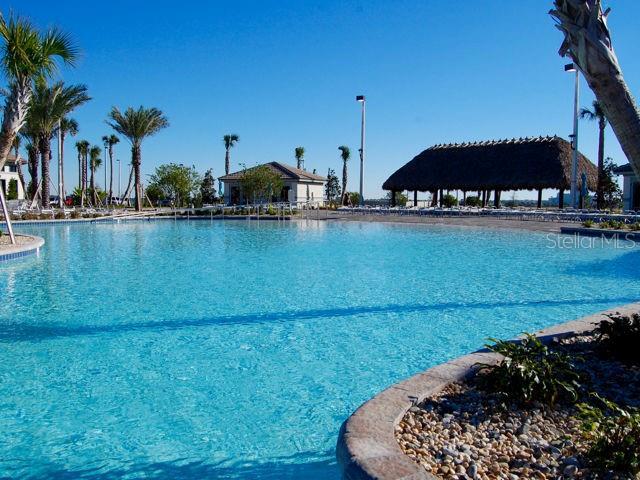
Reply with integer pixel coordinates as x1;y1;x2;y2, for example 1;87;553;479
613;163;635;176
4;153;25;166
382;136;597;192
219;161;326;182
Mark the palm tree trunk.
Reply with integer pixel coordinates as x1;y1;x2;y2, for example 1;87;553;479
40;137;51;208
133;144;142;211
28;147;38;200
122;164;134;206
81;152;87;207
60;133;66;203
552;1;640;177
225;148;230;175
13;147;27;201
596;120;605;210
0;79;31;171
342;161;348;205
108;146;114;206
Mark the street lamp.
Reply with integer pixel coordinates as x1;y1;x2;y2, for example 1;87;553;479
103;138;109;206
116;158;121;203
565;62;580;209
356;95;366;206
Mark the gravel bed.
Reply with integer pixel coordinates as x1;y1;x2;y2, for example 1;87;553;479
0;234;34;246
396;335;640;480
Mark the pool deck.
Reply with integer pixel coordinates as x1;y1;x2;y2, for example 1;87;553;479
323;211;564;234
336;302;640;480
0;234;45;262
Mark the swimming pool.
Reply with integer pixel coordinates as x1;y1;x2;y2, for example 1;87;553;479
1;219;639;479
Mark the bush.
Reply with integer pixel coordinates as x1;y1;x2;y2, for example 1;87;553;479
476;334;580;406
7;179;18;200
442;193;458;208
593;313;640;363
582;220;594;228
70;210;81;219
629;222;640;231
599;220;625;230
54;211;65;220
464;196;482;207
578;394;640;475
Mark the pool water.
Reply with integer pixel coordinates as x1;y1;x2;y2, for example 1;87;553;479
1;220;639;479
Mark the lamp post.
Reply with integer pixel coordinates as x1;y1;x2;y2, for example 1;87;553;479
356;95;366;206
58;120;64;208
103;139;109;206
565;63;580;209
116;158;121;204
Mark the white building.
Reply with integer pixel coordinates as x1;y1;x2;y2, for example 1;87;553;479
613;163;639;211
219;162;326;205
0;154;26;201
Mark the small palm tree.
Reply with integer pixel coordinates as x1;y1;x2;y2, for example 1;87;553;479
75;140;89;206
59;117;78;204
107;106;169;211
28;80;90;207
580;100;608;210
223;134;239;175
338;145;350;205
102;134;119;205
89;145;102;205
295;146;305;170
0;13;78;171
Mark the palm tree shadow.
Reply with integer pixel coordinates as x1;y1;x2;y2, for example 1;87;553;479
30;451;337;480
564;248;640;281
2;296;639;343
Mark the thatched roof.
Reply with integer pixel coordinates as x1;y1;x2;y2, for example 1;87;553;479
219;161;326;182
382;136;597;192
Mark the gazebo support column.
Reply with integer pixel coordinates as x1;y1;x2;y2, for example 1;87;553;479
481;190;486;207
390;190;397;207
413;190;418;207
439;189;444;207
462;191;467;204
537;189;543;208
494;190;501;208
559;189;564;209
431;190;438;207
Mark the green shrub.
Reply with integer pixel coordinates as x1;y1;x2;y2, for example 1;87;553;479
593;313;640;363
7;179;18;200
442;193;458;208
54;211;65;220
582;220;594;228
629;222;640;231
70;210;81;219
599;220;625;230
464;196;482;207
476;334;580;406
578;394;640;475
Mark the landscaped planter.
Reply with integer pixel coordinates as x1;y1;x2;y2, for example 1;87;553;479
336;303;640;480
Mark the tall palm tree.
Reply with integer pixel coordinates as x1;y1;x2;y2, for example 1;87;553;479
89;145;102;205
11;136;27;199
107;106;169;211
75;140;89;206
551;1;640;177
223;134;239;175
19;116;40;200
28;80;90;207
579;100;607;209
58;117;78;205
295;146;305;170
338;145;350;205
0;13;78;171
101;134;119;205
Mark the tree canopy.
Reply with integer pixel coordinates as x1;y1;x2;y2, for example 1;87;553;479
239;165;284;203
147;163;201;207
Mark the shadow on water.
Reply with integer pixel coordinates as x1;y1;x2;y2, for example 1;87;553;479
1;297;638;343
565;248;640;281
24;451;338;480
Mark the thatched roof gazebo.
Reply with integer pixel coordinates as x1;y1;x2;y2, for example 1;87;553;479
382;136;597;208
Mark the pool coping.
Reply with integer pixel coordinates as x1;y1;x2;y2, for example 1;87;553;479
336;302;640;480
0;215;292;227
560;226;640;240
0;235;45;262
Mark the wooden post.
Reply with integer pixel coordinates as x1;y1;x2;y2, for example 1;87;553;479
390;190;397;207
537;189;543;208
413;190;418;207
559;189;565;209
462;191;467;204
494;190;501;208
481;190;486;207
439;189;444;207
431;190;438;207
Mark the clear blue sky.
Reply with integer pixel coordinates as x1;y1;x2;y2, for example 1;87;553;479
8;1;640;199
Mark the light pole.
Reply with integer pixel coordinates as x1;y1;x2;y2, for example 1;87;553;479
103;139;108;206
356;95;366;206
57;120;64;208
565;63;580;209
117;158;121;203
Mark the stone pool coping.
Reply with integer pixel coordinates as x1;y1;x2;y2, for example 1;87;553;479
0;235;45;262
336;302;640;480
560;226;640;240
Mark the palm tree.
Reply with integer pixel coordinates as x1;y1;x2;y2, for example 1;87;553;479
19;117;40;200
107;106;169;211
0;13;78;171
580;100;607;209
223;134;239;175
338;145;350;205
11;136;27;199
75;140;89;206
101;134;119;205
551;1;640;177
28;80;90;207
89;145;102;205
295;146;305;170
58;117;78;205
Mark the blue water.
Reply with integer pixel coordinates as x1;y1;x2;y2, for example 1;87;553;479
1;219;639;479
